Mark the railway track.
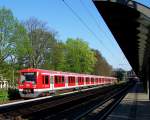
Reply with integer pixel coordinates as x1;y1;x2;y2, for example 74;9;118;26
42;82;134;120
74;84;132;120
0;82;133;120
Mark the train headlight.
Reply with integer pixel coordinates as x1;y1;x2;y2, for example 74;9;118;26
32;81;36;85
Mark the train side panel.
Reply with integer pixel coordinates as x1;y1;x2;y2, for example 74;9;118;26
18;68;117;98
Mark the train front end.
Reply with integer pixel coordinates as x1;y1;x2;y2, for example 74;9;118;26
18;69;39;98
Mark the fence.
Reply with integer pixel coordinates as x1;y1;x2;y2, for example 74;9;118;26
0;80;9;89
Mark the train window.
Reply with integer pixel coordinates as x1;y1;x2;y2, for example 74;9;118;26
91;78;94;83
54;76;65;84
54;76;59;84
42;76;49;84
68;76;75;84
21;72;36;83
82;77;84;83
102;78;104;82
78;77;84;85
96;78;98;83
45;76;49;84
62;76;64;83
72;77;75;82
99;78;101;83
68;77;71;83
78;77;81;83
86;77;90;84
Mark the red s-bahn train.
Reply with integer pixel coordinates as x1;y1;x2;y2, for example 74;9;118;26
18;68;117;98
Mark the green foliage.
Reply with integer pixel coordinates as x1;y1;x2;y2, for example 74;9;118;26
0;7;24;86
65;38;96;73
0;62;17;87
21;18;57;68
0;7;18;63
7;88;20;100
92;50;113;76
113;68;126;81
0;89;8;103
12;24;32;69
50;42;67;71
0;7;114;91
0;6;116;103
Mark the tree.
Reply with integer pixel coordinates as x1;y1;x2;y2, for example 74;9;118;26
113;68;126;81
0;7;29;86
65;38;96;73
50;42;67;71
92;50;112;76
0;7;18;63
41;41;67;71
12;24;32;69
22;17;57;68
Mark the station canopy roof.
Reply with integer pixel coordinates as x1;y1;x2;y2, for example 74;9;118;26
93;0;150;79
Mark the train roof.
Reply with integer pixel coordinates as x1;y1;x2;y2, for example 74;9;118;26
19;68;116;79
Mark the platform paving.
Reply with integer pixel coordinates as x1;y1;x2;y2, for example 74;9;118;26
106;82;150;120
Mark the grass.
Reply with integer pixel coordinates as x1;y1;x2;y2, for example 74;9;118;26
0;89;8;104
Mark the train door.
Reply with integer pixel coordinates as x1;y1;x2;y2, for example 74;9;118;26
42;75;50;88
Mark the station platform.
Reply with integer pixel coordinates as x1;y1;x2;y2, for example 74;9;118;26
106;82;150;120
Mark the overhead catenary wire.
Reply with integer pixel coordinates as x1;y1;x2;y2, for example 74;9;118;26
80;0;115;46
62;0;119;63
62;0;114;59
79;0;131;67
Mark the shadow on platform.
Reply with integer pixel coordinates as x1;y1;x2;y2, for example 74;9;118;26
106;82;150;120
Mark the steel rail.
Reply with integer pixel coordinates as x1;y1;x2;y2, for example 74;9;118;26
75;82;134;120
28;83;129;120
43;82;133;120
0;84;118;119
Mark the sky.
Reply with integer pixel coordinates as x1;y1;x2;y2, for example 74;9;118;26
0;0;149;71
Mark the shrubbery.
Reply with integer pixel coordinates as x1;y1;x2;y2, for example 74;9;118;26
7;88;20;100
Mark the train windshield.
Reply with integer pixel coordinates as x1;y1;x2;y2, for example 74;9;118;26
20;72;36;83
